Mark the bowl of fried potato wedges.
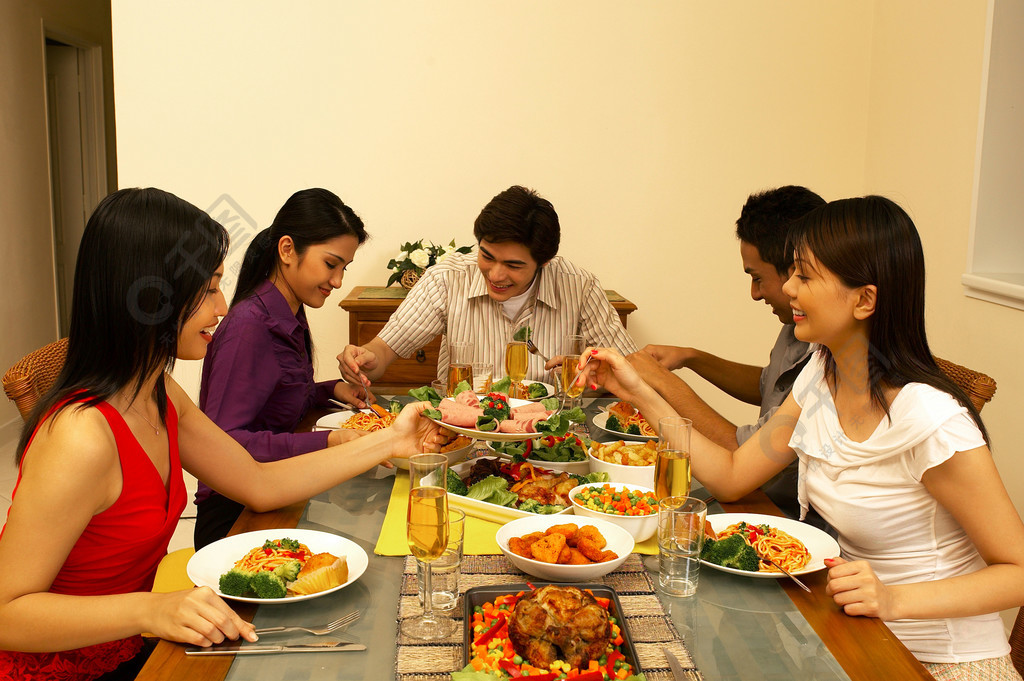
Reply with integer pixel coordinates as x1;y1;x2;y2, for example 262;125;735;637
495;515;634;582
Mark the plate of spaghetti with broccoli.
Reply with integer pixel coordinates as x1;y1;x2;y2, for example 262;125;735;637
700;513;839;578
186;529;368;603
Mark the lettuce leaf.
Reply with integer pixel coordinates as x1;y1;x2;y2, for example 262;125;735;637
540;397;559;411
512;326;532;342
489;376;512;395
475;415;499;432
408;385;442;407
452;380;472;397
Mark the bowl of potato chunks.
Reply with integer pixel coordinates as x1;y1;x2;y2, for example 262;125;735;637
587;440;658;487
495;515;634;582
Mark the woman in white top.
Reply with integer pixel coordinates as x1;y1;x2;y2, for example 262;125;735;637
578;196;1024;679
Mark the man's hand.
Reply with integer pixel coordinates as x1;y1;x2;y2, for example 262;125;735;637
640;344;692;371
337;345;378;387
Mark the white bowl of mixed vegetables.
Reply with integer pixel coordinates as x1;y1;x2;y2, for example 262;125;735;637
486;433;592;476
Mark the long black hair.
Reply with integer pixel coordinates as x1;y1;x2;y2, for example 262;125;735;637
787;195;988;441
16;188;229;461
232;188;367;307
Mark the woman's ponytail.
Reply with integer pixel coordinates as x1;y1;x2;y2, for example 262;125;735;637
232;227;277;306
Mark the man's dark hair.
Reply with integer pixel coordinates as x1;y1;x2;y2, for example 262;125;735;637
473;185;559;265
735;185;825;274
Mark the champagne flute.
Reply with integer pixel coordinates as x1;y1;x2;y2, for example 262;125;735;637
505;327;528;397
559;334;586;410
655;417;692;500
402;453;456;639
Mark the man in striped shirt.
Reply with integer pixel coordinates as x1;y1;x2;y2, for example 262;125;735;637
337;185;637;388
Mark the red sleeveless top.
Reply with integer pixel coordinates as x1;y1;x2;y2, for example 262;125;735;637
0;398;187;681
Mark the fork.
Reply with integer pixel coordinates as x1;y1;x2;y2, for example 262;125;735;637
525;338;551;364
254;611;361;636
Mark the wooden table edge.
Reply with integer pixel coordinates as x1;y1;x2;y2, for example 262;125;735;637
720;492;934;680
137;501;307;681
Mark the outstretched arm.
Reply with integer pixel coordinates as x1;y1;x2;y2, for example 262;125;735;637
0;406;256;652
628;351;740;449
174;377;443;512
640;344;763;406
576;347;797;501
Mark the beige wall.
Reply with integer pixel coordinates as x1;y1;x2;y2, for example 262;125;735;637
105;0;1017;630
0;0;116;445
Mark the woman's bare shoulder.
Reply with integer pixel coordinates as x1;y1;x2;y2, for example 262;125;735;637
24;402;119;472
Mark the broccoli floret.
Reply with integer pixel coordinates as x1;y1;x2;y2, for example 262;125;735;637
626;423;642;435
218;568;255;596
518;499;566;514
702;534;760;572
446;469;469;496
250;570;288;598
273;560;302;583
527;382;549;399
605;414;623;432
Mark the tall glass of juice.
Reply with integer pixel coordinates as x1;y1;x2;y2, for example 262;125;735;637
447;341;473;397
655;416;692;500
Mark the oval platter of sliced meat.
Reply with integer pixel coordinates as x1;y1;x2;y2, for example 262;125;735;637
428;392;554;442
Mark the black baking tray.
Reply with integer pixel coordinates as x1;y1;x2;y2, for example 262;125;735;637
462;583;642;675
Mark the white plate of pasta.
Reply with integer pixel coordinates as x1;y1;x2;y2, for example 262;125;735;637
186;529;369;603
592;412;654;442
314;409;396;432
702;513;839;578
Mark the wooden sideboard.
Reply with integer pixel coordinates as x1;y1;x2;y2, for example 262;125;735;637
338;286;637;390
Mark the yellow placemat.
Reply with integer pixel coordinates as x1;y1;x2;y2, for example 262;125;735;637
375;472;659;555
376;471;504;555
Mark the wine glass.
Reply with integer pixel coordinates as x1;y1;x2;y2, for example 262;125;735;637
505;327;528;396
402;453;456;639
447;341;474;397
559;334;586;409
655;416;693;500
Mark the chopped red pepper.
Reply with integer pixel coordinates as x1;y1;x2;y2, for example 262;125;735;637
575;671;605;681
475;612;506;645
524;674;558;681
498;658;523;678
605;650;624;677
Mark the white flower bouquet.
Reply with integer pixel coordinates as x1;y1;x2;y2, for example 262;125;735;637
386;239;473;287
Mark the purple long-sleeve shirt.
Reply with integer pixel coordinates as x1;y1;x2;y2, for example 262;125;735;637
196;279;338;505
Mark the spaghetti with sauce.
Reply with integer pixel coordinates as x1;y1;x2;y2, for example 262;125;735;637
717;521;810;573
233;538;312;573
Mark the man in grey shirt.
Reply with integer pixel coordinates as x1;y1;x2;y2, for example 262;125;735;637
629;186;825;525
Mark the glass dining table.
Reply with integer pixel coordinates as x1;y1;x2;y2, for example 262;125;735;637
137;397;934;681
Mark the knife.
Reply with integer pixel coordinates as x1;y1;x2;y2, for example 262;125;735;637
663;647;688;680
185;641;366;655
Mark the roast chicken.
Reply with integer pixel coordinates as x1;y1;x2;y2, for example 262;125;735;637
508;585;613;668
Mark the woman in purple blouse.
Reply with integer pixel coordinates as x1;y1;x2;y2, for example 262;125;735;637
196;188;371;548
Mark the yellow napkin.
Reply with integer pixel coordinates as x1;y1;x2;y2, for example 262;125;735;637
376;471;504;555
374;472;659;555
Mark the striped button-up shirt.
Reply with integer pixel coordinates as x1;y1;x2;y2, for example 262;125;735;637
378;252;638;383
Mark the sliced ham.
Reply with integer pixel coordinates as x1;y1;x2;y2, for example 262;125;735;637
511;402;548;417
498;414;546;433
438;399;482;428
455;390;480;408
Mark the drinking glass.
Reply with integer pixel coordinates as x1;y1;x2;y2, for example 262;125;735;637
655;417;692;499
657;496;706;597
447;341;474;397
471;362;494;393
416;508;465;613
559;334;586;408
505;327;528;392
402;453;456;639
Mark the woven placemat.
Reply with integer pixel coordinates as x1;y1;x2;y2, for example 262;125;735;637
395;554;702;681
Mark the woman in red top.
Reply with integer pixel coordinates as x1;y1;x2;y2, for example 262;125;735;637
0;188;443;680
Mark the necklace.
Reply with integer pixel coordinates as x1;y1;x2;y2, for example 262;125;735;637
130;404;161;436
